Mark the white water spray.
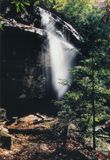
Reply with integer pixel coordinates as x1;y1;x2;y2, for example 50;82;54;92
40;8;78;98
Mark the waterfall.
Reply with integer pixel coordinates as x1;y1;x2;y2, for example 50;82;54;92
40;8;78;98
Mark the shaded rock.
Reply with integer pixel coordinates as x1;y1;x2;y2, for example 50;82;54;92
0;108;7;121
0;126;13;150
0;22;49;117
7;114;58;136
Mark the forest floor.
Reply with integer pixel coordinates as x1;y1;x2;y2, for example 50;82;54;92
0;114;109;160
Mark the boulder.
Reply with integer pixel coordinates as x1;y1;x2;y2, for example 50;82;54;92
0;126;13;150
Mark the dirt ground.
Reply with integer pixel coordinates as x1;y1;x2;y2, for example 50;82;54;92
0;114;109;160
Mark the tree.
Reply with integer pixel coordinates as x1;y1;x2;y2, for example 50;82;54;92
54;0;110;149
62;0;96;23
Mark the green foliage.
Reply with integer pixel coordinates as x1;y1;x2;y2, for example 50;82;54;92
51;0;68;11
63;0;95;23
54;1;110;144
11;0;30;13
34;0;68;10
0;16;3;30
0;0;30;14
56;53;110;137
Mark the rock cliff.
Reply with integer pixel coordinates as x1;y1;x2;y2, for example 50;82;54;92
0;6;81;117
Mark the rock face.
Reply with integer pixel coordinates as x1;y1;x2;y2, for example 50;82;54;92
1;24;50;117
0;6;81;117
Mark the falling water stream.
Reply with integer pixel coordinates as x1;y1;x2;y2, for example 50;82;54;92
40;8;78;98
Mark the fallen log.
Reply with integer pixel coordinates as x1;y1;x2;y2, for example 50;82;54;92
8;127;52;135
